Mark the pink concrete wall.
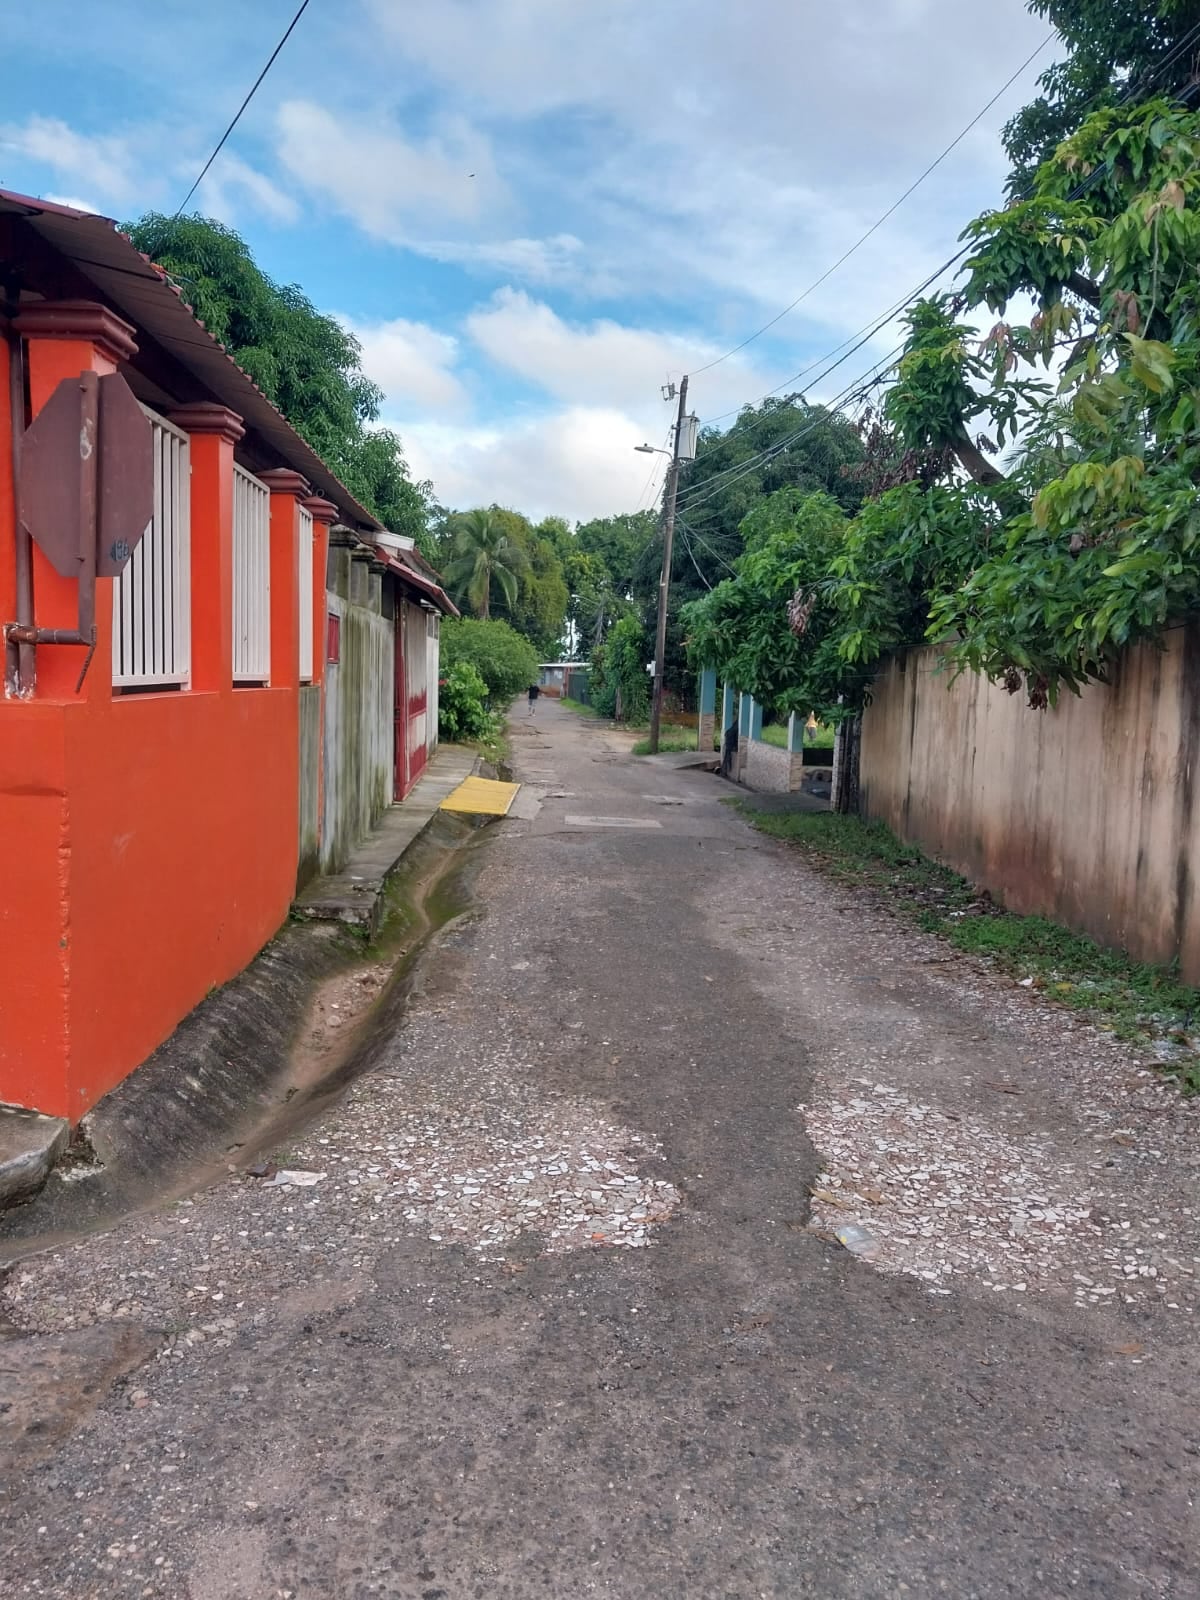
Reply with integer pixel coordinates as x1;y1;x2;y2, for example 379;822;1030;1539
860;629;1200;979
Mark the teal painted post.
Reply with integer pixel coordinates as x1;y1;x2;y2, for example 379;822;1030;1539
698;668;717;754
722;682;736;732
749;697;763;741
787;711;803;753
739;692;751;738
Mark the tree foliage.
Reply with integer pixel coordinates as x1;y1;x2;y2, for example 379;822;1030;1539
438;617;540;707
438;660;493;742
1002;1;1200;194
443;509;531;621
125;213;436;550
565;511;655;656
589;613;651;722
685;97;1200;715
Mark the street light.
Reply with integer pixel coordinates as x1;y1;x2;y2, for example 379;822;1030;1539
634;442;670;455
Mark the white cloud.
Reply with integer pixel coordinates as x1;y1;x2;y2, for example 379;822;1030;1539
465;288;793;424
340;314;467;413
0;115;139;206
363;0;1051;319
195;152;299;226
275;100;504;243
426;233;588;286
44;192;103;214
399;405;658;523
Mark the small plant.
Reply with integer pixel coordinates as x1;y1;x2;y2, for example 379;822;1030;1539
438;660;494;742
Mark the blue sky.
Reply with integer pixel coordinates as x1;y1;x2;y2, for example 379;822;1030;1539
0;0;1053;521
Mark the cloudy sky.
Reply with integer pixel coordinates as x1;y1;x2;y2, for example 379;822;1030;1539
0;0;1054;522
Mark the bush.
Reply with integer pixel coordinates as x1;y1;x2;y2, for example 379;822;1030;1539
590;613;649;723
438;660;493;742
440;617;540;707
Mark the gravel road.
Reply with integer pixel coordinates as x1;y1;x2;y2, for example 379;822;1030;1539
2;697;1197;1599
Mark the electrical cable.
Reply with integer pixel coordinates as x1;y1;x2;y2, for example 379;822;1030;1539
691;15;1200;444
688;34;1054;378
675;345;904;514
641;20;1200;571
174;0;315;216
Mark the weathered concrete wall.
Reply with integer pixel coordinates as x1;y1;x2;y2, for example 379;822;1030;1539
860;629;1200;979
297;684;322;889
320;592;394;875
742;740;795;793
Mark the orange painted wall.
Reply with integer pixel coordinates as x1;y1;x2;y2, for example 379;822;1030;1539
0;315;306;1121
60;685;298;1120
0;687;299;1120
0;703;71;1113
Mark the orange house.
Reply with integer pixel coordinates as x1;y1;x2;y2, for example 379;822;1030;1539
0;192;453;1124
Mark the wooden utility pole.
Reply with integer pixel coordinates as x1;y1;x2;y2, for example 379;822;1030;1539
648;373;688;755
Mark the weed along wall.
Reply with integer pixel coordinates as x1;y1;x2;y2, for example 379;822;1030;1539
860;629;1200;982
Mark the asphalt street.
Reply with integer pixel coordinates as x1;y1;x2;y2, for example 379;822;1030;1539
2;696;1197;1599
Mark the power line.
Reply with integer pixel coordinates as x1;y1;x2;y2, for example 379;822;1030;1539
174;0;315;216
692;16;1200;445
688;34;1054;379
700;262;961;434
675;344;904;514
677;518;737;575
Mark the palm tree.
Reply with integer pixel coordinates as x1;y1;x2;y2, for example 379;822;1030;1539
444;509;530;620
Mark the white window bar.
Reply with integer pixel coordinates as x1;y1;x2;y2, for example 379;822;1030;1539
298;504;314;683
112;408;191;689
232;463;271;683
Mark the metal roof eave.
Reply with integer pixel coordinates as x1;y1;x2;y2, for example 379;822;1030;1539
0;190;385;534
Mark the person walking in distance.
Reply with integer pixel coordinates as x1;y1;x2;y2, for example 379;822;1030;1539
527;682;540;717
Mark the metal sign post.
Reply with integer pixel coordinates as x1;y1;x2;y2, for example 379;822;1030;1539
6;370;153;692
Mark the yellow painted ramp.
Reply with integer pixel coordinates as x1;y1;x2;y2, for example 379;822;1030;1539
439;774;521;817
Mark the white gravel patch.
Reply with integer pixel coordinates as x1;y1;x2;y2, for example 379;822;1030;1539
3;1032;679;1345
803;1078;1198;1313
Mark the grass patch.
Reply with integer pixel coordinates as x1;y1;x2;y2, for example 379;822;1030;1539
761;721;835;749
463;721;509;768
731;800;1200;1094
632;728;699;756
560;696;602;717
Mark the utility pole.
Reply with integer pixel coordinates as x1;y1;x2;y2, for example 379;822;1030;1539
648;373;688;755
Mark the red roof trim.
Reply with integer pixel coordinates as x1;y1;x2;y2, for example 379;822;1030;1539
380;553;459;617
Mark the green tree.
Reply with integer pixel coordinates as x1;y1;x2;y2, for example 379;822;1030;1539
686;97;1200;719
443;509;531;620
681;491;854;717
667;398;866;586
574;511;657;595
439;617;540;705
124;213;436;552
591;613;651;722
1003;1;1200;194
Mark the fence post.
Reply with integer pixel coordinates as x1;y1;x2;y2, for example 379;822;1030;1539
170;404;243;694
301;498;337;690
698;666;716;753
15;301;138;702
259;470;308;691
786;711;805;792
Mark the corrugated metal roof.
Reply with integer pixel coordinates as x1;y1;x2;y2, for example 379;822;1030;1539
0;189;385;534
379;549;459;617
